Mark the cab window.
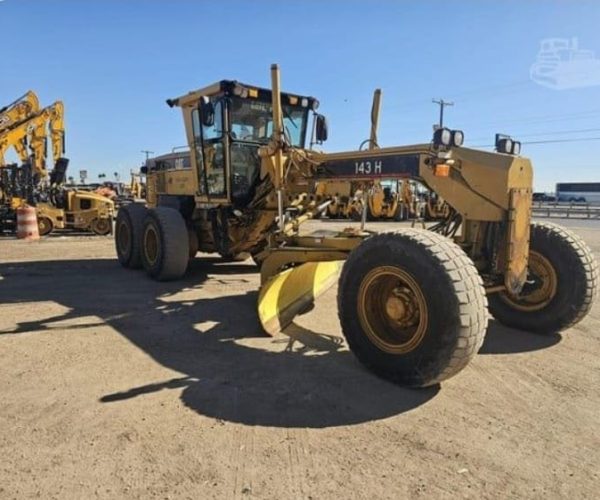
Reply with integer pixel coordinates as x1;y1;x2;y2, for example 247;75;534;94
192;101;226;197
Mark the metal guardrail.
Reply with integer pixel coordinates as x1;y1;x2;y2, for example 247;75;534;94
532;201;600;219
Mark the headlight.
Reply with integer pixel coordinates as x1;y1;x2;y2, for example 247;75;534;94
497;138;512;154
311;99;320;111
495;133;520;154
451;130;464;147
433;127;452;147
301;97;309;107
232;84;248;98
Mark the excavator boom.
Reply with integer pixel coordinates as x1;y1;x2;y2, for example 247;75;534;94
0;100;66;180
0;91;40;133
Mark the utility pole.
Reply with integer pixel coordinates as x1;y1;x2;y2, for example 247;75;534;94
141;150;154;162
432;98;454;128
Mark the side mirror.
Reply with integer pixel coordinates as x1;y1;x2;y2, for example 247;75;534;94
315;114;328;143
140;166;148;174
200;96;215;127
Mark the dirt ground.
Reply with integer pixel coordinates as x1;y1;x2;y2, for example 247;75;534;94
1;219;599;499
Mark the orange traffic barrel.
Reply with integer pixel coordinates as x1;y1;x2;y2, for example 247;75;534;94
16;205;40;240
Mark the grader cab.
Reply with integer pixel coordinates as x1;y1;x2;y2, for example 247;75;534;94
116;65;597;388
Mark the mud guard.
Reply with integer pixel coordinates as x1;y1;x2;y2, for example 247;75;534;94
258;261;343;335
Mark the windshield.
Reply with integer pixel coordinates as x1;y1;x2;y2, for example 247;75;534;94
229;97;308;147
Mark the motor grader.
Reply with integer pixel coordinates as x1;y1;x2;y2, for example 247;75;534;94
115;65;597;387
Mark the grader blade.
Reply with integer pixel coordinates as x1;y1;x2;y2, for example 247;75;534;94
258;260;343;335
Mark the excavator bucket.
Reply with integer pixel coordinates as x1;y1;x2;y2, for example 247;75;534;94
258;260;344;335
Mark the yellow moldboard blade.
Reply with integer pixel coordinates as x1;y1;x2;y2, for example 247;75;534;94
258;261;343;336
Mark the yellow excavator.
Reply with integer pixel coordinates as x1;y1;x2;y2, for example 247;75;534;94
0;100;65;179
115;65;597;387
0;91;41;133
0;95;114;235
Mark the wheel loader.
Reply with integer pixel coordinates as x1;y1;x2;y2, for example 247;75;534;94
35;190;114;236
115;64;597;387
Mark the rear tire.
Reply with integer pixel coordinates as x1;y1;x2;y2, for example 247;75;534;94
338;229;488;387
489;222;597;334
115;203;146;268
141;207;189;281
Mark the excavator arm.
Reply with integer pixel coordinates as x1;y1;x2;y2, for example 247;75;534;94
28;101;66;179
0;101;66;180
0;91;40;133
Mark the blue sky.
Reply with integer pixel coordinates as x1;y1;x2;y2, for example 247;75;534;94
2;0;600;191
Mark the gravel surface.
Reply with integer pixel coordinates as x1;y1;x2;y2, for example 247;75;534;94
1;219;599;499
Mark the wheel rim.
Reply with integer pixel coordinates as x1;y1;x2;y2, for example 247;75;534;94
357;266;428;354
117;220;130;254
500;251;558;312
93;218;111;235
144;225;159;266
38;218;52;236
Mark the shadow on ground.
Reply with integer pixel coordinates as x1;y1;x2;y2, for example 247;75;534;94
0;257;439;428
479;320;561;355
1;257;563;427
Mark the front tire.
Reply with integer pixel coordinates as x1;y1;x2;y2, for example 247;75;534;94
141;207;189;281
338;229;488;387
489;222;598;334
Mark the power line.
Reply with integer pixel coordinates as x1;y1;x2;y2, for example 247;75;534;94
466;109;600;129
336;79;534;117
468;127;600;143
471;136;600;148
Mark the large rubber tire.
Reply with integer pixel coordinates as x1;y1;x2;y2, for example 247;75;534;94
338;229;488;387
37;216;54;236
115;203;146;269
90;217;112;236
489;222;598;334
141;207;189;281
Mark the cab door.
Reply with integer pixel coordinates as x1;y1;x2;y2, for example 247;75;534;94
191;99;229;203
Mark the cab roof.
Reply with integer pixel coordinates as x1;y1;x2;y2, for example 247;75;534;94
166;80;318;109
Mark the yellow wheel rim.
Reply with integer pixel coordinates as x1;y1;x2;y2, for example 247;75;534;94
144;225;159;266
38;218;52;236
500;251;558;312
357;266;428;354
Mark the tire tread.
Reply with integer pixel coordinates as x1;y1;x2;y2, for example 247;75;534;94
338;228;488;386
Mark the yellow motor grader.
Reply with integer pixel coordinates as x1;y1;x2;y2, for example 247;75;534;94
115;65;597;387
